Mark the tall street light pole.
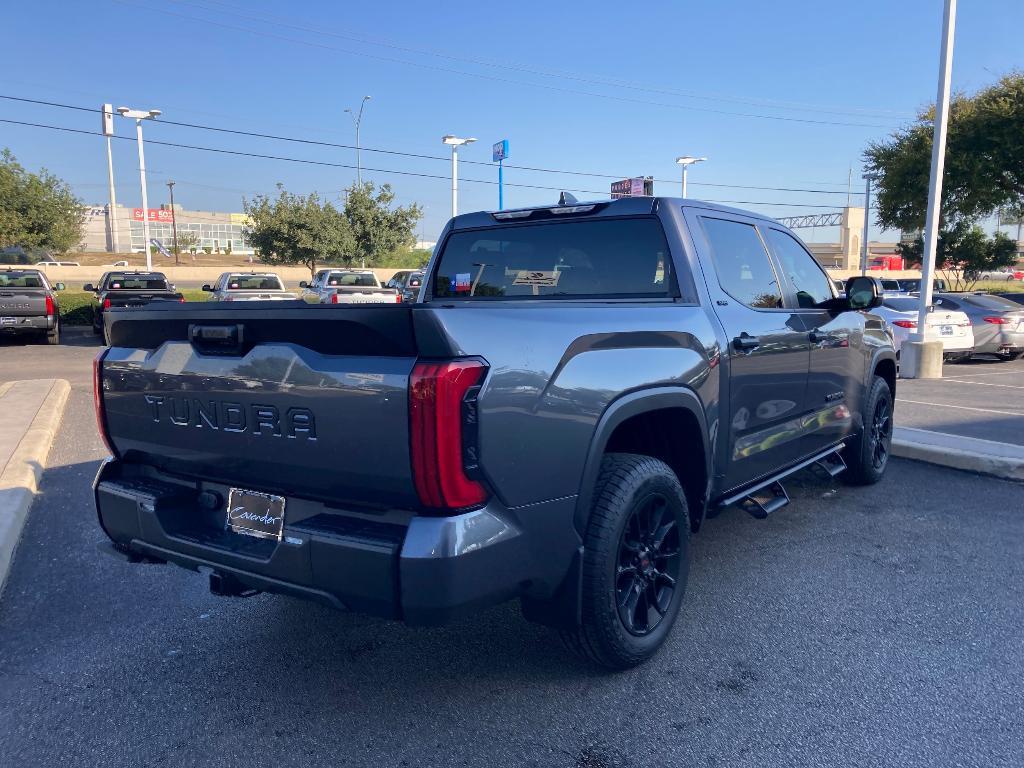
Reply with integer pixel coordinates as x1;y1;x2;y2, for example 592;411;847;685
345;96;371;186
907;0;957;379
442;135;476;218
675;156;707;198
167;180;180;266
101;104;120;254
117;106;161;271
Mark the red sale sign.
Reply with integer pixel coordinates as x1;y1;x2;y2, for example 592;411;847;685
132;208;175;222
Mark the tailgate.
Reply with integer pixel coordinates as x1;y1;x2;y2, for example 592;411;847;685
99;303;424;508
0;291;46;317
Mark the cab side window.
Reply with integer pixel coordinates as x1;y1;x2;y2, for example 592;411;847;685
700;217;783;309
765;229;834;308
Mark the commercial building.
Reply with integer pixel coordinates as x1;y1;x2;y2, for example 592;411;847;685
80;204;253;255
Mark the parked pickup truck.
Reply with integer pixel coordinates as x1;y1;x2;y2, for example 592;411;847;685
93;197;897;669
84;271;184;343
299;269;401;304
0;268;65;344
202;272;298;302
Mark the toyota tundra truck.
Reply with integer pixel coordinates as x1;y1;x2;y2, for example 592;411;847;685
93;197;897;669
0;268;65;344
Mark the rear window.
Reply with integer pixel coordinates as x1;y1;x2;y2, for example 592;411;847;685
883;298;920;311
327;272;377;287
962;294;1021;311
433;218;673;299
881;280;902;290
0;271;45;288
226;275;283;290
106;273;169;290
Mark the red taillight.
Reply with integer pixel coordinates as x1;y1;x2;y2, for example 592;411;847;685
395;294;402;303
983;316;1010;325
92;349;118;457
45;295;55;316
102;298;111;310
409;360;488;510
179;296;186;303
892;319;917;328
330;293;339;304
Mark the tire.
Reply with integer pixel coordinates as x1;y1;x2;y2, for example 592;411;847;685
1002;351;1024;362
45;322;60;345
560;453;690;670
842;376;893;486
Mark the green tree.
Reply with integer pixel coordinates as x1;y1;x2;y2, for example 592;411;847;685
864;72;1024;231
0;148;84;254
176;230;200;262
897;223;1018;291
243;184;353;277
343;182;423;268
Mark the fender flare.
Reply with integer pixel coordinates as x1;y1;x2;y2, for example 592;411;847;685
572;386;711;536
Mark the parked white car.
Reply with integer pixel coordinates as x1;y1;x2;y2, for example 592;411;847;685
872;296;974;361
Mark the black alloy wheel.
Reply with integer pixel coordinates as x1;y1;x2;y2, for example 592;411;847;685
616;491;682;636
868;396;892;471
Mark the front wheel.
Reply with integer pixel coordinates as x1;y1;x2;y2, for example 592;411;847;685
842;376;893;486
561;453;690;670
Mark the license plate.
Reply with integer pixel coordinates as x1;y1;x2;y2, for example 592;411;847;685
0;317;15;326
939;325;953;336
226;488;286;540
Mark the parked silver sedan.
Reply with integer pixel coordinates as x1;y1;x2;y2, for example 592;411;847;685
932;292;1024;360
202;272;298;302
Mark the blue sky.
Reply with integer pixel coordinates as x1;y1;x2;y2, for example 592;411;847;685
2;0;1021;242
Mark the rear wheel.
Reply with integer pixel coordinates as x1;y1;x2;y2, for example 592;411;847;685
45;321;60;345
842;376;893;486
1002;351;1023;361
561;453;690;670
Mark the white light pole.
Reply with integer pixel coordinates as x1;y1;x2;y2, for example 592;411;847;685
906;0;957;379
101;104;119;254
344;96;371;185
860;173;879;276
117;106;161;271
675;156;707;198
442;135;476;218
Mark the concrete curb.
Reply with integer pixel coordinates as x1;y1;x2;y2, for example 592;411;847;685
0;379;72;595
892;426;1024;482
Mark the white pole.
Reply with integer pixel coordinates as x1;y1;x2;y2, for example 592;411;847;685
915;0;957;339
860;176;872;276
451;145;459;218
136;119;153;271
681;165;687;198
106;136;120;254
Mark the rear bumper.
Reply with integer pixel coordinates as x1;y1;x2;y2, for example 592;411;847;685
0;315;53;333
94;459;580;625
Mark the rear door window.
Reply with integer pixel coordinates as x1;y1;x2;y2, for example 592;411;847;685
432;218;674;299
699;217;783;309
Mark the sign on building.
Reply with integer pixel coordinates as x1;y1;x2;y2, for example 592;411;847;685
610;177;653;198
133;208;175;222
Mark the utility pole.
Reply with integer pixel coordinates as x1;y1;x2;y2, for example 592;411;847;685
102;104;120;254
345;96;371;186
442;135;476;218
117;106;161;271
906;0;957;379
167;180;180;266
860;173;877;276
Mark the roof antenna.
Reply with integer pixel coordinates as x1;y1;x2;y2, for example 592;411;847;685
558;191;578;205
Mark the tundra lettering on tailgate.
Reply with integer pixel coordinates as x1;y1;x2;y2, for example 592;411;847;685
144;395;317;439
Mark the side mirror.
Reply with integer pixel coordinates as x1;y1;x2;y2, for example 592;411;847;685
83;283;95;293
202;284;213;292
54;282;65;291
846;276;883;310
299;281;308;289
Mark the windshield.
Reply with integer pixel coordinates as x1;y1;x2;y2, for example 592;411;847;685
0;271;46;288
226;275;284;290
327;272;377;287
433;218;673;299
105;273;169;290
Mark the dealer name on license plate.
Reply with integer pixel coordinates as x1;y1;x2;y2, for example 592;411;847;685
226;488;286;540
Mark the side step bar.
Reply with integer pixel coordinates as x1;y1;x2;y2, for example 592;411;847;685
720;444;846;520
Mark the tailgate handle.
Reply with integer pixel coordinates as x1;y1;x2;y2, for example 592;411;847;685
189;323;244;353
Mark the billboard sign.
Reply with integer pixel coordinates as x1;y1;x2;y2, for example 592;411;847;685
132;208;175;222
610;177;653;198
102;104;114;137
492;139;509;163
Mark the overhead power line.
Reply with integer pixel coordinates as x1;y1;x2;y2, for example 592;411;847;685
0;94;865;196
0;117;847;210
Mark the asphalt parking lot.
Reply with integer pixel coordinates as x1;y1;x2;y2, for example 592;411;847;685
0;340;1022;767
897;356;1024;446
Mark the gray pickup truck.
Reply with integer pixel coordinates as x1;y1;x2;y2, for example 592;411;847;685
202;272;298;302
0;268;65;344
93;197;896;668
299;269;401;304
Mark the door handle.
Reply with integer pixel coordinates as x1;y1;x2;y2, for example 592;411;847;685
732;333;760;352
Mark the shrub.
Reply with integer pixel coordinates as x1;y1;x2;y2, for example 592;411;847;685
57;291;95;325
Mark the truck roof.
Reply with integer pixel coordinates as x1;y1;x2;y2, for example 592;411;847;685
450;196;779;231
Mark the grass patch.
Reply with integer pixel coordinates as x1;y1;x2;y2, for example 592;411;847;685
57;289;209;325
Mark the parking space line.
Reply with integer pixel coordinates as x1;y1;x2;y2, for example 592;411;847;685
896;398;1024;416
941;379;1024;390
938;368;1024;378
